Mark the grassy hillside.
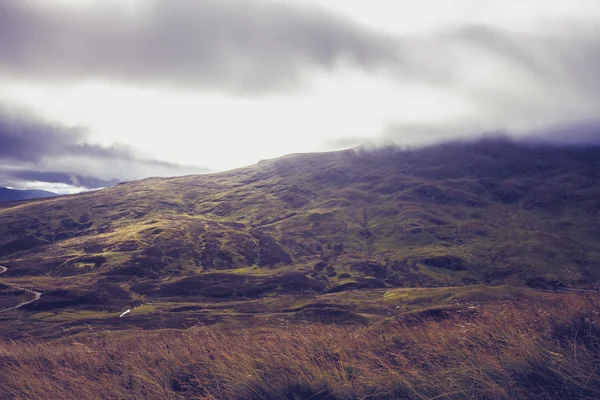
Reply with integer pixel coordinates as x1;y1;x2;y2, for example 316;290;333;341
0;138;599;339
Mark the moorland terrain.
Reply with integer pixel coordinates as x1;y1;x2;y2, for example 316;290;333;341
1;138;600;399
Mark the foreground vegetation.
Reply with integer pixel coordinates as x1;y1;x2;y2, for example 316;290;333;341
1;292;598;400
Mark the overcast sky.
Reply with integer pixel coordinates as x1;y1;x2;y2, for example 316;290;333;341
1;0;599;192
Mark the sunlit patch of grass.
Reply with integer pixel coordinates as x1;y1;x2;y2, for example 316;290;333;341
40;310;115;322
219;265;277;276
382;285;549;305
128;304;157;315
30;312;56;320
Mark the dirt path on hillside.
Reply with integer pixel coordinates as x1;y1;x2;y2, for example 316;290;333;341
0;265;42;313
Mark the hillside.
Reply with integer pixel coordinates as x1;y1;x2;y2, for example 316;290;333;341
0;138;599;339
2;138;600;399
0;187;57;203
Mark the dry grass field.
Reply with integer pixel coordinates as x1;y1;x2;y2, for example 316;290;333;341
0;292;599;400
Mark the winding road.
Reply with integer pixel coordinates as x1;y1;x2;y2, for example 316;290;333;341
0;265;42;313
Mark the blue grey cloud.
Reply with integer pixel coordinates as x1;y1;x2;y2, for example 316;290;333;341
0;106;210;189
0;0;400;92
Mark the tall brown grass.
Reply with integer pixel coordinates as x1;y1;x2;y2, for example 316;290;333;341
0;293;599;399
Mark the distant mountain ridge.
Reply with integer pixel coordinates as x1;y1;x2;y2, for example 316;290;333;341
0;187;57;203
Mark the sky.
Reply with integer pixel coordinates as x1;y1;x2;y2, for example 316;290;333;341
0;0;599;193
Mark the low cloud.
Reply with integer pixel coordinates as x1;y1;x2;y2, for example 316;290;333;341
383;120;600;147
324;23;600;150
325;119;600;152
0;106;210;191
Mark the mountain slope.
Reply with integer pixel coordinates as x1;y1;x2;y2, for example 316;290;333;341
0;138;599;320
0;187;57;202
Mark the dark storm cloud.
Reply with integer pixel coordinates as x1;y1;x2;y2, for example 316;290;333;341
0;107;210;189
0;0;400;91
0;107;134;163
0;106;151;162
0;107;80;163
